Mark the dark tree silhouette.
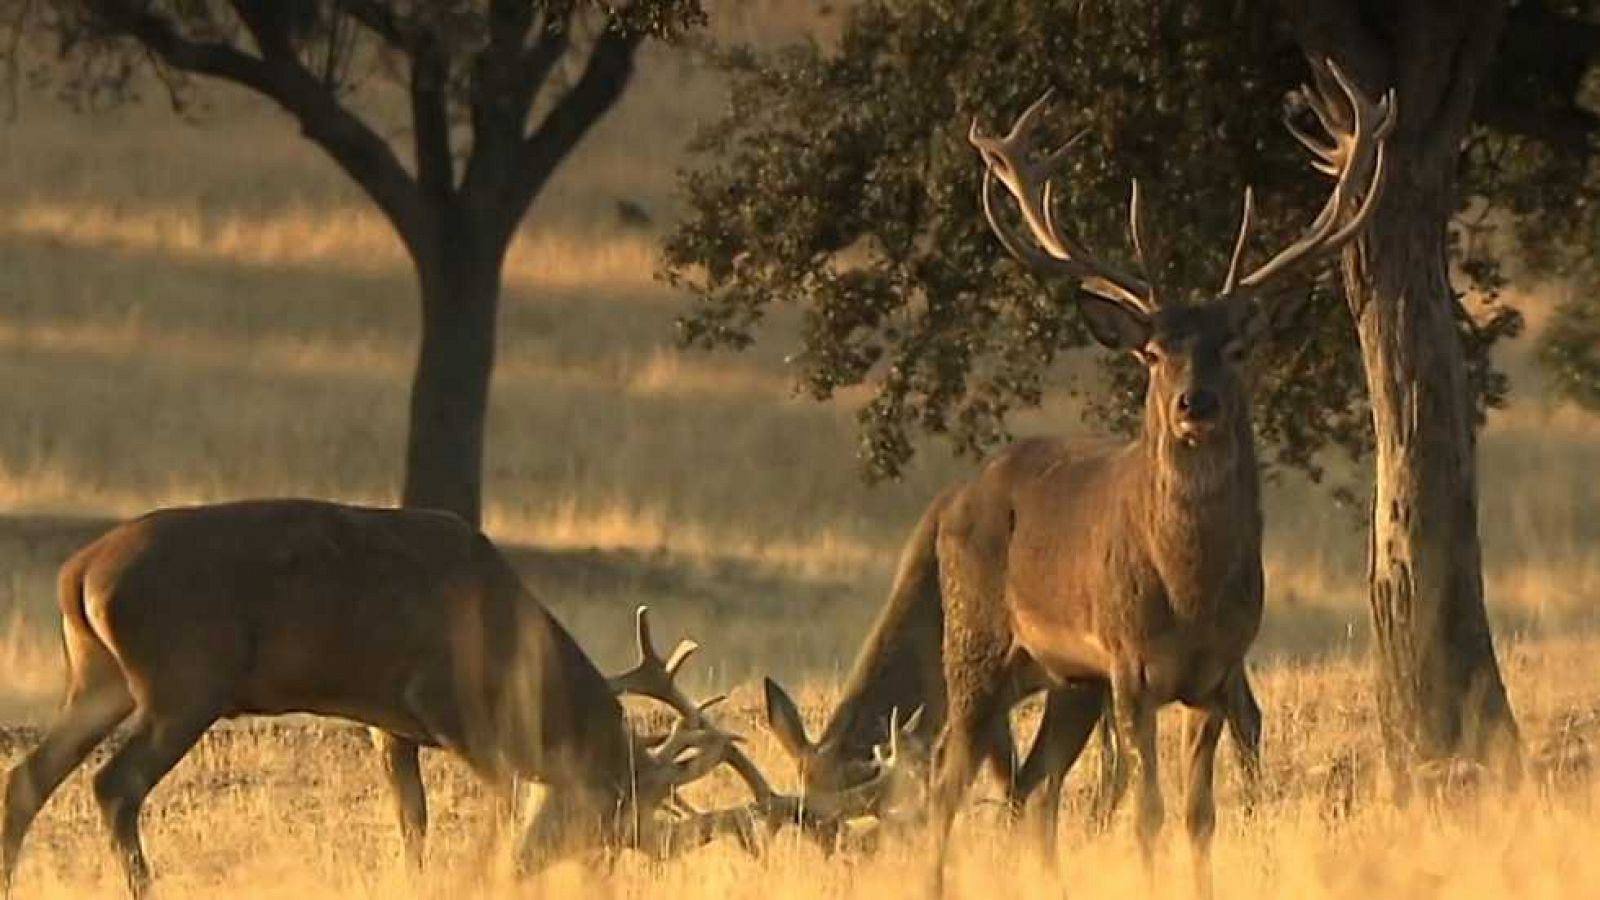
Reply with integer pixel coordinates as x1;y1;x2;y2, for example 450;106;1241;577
15;1;707;525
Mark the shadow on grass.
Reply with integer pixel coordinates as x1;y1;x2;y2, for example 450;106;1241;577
3;513;1590;710
0;512;877;698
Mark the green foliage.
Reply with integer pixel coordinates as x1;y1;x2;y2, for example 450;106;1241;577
664;1;1526;482
1542;298;1600;409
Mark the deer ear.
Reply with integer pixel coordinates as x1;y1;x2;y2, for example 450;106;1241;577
1078;293;1152;351
763;677;813;761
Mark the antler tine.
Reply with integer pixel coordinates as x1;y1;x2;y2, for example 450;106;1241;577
970;91;1155;313
1284;114;1340;173
1220;187;1256;297
1233;57;1395;294
1127;179;1161;307
648;722;743;791
610;606;698;701
607;606;800;820
664;639;699;679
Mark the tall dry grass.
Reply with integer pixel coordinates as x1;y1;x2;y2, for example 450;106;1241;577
1;638;1598;899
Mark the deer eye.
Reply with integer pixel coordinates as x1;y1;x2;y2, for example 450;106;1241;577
1136;343;1164;366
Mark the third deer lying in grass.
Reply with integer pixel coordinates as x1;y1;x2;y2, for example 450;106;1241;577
0;499;782;898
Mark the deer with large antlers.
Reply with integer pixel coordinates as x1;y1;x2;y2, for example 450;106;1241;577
920;60;1393;895
761;492;1265;852
0;500;775;899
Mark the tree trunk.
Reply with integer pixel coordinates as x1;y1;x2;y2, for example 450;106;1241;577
1311;6;1521;791
401;233;504;526
1347;165;1519;788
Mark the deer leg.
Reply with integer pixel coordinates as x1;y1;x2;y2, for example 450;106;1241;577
927;655;1010;896
1013;685;1105;866
513;783;608;879
983;713;1019;810
2;679;133;894
372;730;428;871
1223;667;1263;816
92;706;217;899
1088;700;1127;835
1182;703;1226;900
1111;676;1162;872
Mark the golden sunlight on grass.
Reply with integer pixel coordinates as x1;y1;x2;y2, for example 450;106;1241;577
0;638;1596;899
0;199;663;295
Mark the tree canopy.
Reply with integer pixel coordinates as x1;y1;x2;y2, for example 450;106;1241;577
663;0;1595;484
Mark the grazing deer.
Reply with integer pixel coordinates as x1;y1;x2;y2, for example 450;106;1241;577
0;499;781;898
762;490;1112;836
924;60;1392;895
763;495;1262;852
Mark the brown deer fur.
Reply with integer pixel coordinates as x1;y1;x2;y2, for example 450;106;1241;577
0;500;742;898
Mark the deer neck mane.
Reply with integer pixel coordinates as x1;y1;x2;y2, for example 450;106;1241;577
1130;412;1261;608
1136;409;1257;506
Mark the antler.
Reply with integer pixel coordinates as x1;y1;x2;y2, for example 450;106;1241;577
969;90;1158;312
610;607;805;826
1221;58;1395;296
639;714;742;793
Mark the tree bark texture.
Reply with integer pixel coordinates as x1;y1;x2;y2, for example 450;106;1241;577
401;229;505;526
1284;1;1520;786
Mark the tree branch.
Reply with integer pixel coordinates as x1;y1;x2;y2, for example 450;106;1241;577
411;36;454;210
456;0;555;210
227;0;294;60
88;1;427;257
498;21;646;241
512;7;576;130
1276;0;1391;91
331;0;409;48
1437;2;1507;147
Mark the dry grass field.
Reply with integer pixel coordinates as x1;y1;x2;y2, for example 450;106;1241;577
0;4;1598;897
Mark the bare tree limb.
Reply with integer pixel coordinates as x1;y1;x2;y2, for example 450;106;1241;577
498;20;646;241
332;0;409;48
86;1;427;255
411;36;454;211
456;0;555;210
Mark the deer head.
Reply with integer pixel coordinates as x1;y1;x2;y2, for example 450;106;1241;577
763;677;928;821
969;59;1393;457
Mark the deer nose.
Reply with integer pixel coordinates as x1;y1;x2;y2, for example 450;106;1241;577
1177;389;1220;420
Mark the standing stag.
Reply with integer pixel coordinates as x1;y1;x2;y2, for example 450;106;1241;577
763;491;1265;851
925;60;1393;894
0;499;782;898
